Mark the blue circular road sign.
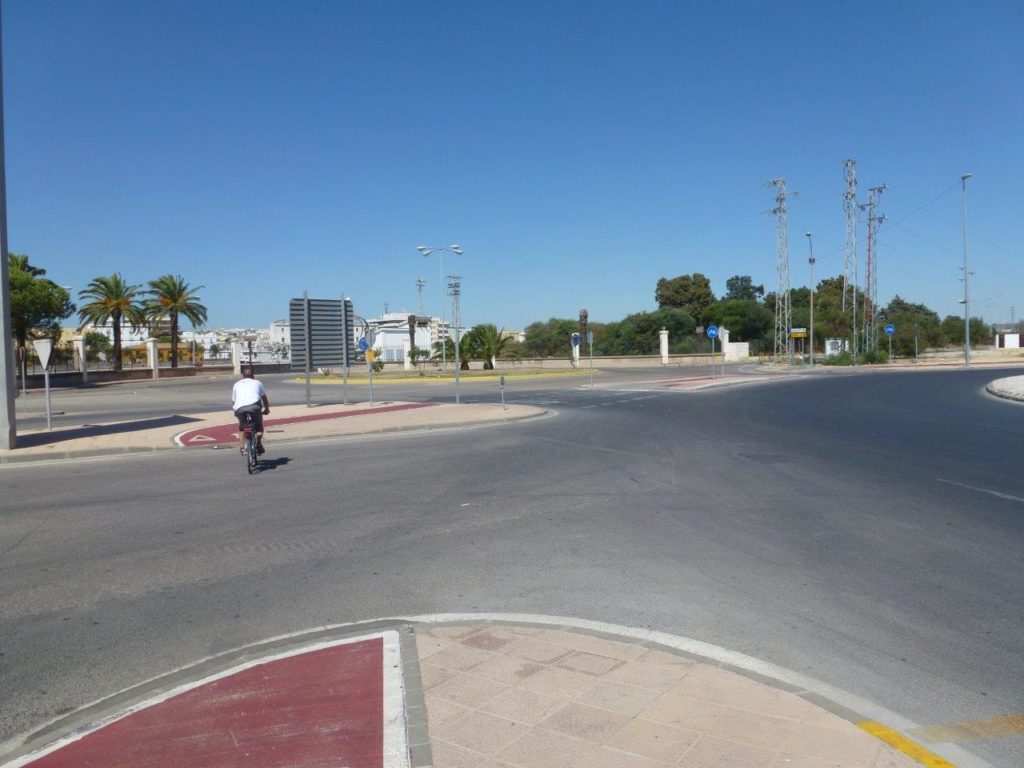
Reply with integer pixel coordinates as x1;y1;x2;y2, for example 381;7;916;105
358;337;369;351
571;332;580;347
706;325;718;339
884;324;896;336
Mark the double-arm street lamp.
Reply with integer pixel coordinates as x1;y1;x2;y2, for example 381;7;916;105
416;244;463;371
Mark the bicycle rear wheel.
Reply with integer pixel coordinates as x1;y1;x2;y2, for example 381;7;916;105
246;431;258;473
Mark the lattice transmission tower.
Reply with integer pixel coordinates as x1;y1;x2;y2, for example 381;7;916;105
415;277;426;316
842;159;858;355
768;178;792;363
447;275;462;346
860;185;887;351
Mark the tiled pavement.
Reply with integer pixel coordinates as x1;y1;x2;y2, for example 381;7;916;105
415;624;922;768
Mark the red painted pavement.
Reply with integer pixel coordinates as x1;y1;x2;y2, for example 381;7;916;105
178;403;435;446
23;638;385;768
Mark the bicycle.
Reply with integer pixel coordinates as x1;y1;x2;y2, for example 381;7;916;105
241;411;259;474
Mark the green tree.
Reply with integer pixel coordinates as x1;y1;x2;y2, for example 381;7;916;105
598;307;697;355
878;296;942;357
8;255;74;361
77;273;146;372
701;300;772;344
724;275;764;301
145;275;208;368
941;315;987;348
655;273;716;319
523;318;578;357
84;331;112;362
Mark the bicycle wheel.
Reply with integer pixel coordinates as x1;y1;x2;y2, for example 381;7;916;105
247;431;258;473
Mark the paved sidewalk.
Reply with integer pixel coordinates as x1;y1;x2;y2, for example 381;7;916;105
0;402;544;464
417;624;934;768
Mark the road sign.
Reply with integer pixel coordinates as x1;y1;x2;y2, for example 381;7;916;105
365;329;377;345
571;332;580;347
884;324;896;336
289;297;355;371
358;337;369;351
706;325;718;340
695;325;704;335
587;330;593;346
32;339;53;368
366;349;377;362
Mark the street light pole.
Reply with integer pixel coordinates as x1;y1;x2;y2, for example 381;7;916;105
416;245;463;372
0;11;15;450
806;232;815;366
961;173;972;366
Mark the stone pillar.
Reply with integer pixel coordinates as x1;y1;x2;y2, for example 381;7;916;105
72;336;87;384
231;341;243;376
659;328;669;365
402;338;413;371
146;339;159;379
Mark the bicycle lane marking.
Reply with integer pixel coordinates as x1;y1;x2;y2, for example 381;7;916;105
174;403;436;447
3;631;409;768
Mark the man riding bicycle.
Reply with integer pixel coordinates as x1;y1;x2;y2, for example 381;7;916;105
232;365;270;454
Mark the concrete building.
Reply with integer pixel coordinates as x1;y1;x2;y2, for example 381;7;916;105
367;313;437;363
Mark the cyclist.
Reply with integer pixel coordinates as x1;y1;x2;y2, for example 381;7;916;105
232;365;270;455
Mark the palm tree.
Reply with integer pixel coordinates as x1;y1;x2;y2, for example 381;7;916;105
8;253;46;276
77;274;145;371
145;275;207;368
466;324;513;369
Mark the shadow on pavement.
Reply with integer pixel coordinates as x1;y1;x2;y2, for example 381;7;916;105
256;457;291;471
16;415;202;449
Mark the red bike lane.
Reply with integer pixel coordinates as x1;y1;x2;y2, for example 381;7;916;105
176;403;435;447
11;633;408;768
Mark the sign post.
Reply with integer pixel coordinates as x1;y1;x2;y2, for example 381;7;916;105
571;332;580;368
706;325;718;380
32;339;53;430
499;374;506;410
363;330;378;405
587;330;594;388
885;323;895;363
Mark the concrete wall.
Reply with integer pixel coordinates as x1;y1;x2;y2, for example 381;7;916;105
20;367;199;390
369;354;725;372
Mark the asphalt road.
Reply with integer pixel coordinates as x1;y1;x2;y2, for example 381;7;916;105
2;366;1022;767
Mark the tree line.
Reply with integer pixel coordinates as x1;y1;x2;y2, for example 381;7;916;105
7;254;207;371
519;272;998;359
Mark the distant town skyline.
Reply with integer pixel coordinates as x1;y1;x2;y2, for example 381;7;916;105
5;1;1021;330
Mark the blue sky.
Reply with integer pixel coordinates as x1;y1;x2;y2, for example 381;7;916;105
4;1;1022;331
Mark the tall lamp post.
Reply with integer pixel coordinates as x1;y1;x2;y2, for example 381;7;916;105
416;244;463;371
961;173;972;366
806;232;815;365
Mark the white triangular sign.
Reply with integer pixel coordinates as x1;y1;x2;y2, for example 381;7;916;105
33;339;53;369
188;434;215;443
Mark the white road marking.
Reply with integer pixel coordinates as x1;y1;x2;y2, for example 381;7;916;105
935;478;1024;504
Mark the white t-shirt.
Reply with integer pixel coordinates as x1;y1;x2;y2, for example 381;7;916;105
232;378;266;410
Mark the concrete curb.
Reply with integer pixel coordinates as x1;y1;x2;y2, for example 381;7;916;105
985;375;1024;403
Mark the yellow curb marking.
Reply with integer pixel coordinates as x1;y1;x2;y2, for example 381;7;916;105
908;712;1024;743
295;370;596;385
857;721;957;767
